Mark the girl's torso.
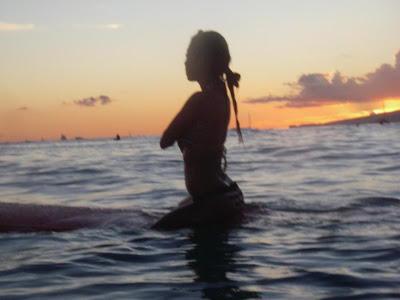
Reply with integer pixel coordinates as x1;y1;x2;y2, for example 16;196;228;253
182;82;232;197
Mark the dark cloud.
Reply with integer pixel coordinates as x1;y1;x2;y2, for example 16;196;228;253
98;95;112;105
74;95;113;107
245;50;400;108
17;106;28;111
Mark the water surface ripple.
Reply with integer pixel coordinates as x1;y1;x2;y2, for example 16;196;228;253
0;124;399;299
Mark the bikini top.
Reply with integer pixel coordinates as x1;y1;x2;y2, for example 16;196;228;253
178;138;228;171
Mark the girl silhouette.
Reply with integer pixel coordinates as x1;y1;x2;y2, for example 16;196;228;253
152;31;244;229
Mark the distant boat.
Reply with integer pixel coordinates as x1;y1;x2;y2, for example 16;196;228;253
114;134;121;141
75;137;84;140
379;118;389;125
61;134;67;141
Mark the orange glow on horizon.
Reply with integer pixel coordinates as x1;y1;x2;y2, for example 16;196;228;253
372;99;400;115
1;97;399;143
242;98;400;130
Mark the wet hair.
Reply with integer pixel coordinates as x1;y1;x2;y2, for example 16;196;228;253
189;30;243;143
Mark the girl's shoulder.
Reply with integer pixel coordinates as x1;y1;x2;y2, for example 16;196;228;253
184;91;206;109
188;91;205;102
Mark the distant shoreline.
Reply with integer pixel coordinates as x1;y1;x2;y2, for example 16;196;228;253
290;109;400;128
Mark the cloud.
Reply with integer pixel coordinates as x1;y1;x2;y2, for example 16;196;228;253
74;95;114;107
336;53;353;60
17;106;28;111
0;21;35;32
72;24;122;30
245;50;400;108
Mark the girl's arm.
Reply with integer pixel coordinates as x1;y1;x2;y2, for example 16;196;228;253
160;93;202;149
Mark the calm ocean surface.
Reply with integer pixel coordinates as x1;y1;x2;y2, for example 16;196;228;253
0;124;399;299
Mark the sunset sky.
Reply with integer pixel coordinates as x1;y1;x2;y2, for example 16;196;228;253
1;0;399;142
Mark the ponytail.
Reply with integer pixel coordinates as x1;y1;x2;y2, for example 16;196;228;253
188;30;243;144
226;68;243;144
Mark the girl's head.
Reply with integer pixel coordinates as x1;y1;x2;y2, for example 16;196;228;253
185;30;243;143
185;30;231;81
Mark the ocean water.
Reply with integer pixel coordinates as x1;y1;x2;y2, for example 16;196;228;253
0;124;399;299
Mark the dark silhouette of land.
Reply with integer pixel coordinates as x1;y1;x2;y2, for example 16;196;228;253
290;109;400;128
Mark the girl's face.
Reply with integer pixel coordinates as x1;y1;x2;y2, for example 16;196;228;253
184;48;195;81
185;46;201;81
185;42;210;82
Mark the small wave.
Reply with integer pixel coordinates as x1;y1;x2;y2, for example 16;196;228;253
323;292;400;300
351;197;400;208
261;199;352;214
376;164;400;172
274;147;318;157
353;248;400;262
257;197;400;215
23;167;106;177
255;269;398;290
12;262;73;274
242;202;268;223
95;251;168;264
256;146;281;154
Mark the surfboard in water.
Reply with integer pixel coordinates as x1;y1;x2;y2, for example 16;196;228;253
0;198;262;232
0;202;159;232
